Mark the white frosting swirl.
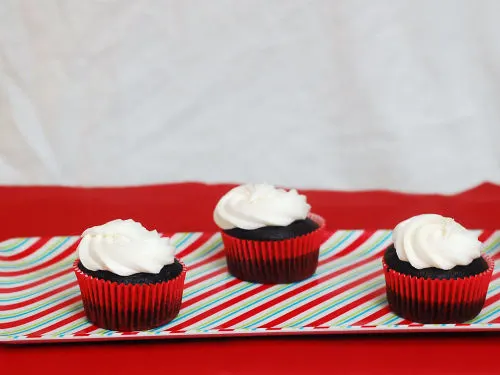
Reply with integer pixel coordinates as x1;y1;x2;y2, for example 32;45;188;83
393;214;482;270
77;219;175;276
213;184;311;230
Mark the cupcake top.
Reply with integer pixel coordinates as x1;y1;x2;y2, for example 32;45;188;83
393;214;482;270
77;219;175;276
213;183;311;230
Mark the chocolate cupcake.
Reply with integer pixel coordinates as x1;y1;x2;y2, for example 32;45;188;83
383;214;494;323
73;219;186;331
214;184;325;284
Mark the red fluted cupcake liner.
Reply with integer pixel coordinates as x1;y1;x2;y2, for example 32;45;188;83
73;260;186;331
382;255;494;323
221;213;326;284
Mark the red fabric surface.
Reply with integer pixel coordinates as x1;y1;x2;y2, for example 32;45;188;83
2;182;500;374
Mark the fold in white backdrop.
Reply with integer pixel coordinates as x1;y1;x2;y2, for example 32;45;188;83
1;0;499;193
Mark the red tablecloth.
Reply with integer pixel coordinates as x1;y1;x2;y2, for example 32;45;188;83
2;182;500;374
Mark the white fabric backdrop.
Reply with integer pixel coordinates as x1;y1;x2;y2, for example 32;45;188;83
1;0;499;193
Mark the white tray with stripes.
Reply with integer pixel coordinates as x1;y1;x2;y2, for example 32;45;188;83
1;230;500;344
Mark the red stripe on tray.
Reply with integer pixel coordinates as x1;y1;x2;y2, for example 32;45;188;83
0;238;51;261
396;319;413;326
0;295;81;329
73;325;101;337
487;314;500;324
353;306;391;326
184;267;226;289
0;269;72;293
0;241;78;277
182;279;241;309
305;286;386;327
26;311;87;338
326;230;375;260
478;229;495;243
176;233;213;258
491;272;500;282
0;281;78;311
215;247;385;330
188;251;225;271
483;290;500;309
318;231;385;267
260;270;383;329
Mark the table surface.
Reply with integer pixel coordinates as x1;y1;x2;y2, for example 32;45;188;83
2;182;500;374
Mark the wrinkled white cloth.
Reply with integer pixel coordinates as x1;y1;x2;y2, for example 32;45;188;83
1;1;500;192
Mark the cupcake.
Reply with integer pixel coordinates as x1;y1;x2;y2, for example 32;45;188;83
383;214;494;323
73;219;186;331
214;183;325;284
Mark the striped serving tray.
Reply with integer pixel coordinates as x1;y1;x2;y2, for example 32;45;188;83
1;230;500;344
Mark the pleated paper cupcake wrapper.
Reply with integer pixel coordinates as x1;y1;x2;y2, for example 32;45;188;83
221;214;326;284
382;255;494;324
73;260;187;332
